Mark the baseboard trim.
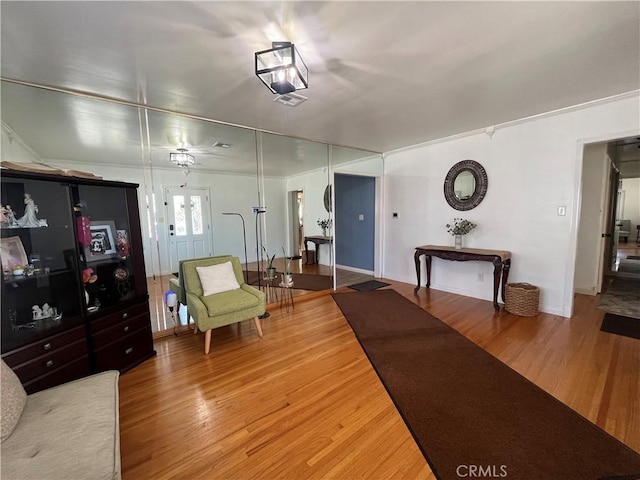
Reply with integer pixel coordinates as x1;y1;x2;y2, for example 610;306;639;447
336;264;374;275
574;287;597;296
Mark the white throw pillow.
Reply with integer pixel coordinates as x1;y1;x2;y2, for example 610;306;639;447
196;261;241;296
1;359;27;442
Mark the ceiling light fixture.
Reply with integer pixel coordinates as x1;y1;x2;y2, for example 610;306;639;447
255;41;308;95
170;148;195;167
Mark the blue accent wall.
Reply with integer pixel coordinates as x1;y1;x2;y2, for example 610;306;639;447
335;174;375;270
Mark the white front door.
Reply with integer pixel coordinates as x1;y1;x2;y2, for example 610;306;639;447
165;186;212;272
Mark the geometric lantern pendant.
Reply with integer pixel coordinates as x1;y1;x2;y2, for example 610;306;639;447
255;42;308;95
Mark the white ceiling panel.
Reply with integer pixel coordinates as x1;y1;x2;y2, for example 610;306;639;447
1;1;639;154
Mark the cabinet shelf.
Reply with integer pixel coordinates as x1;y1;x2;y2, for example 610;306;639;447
3;269;75;284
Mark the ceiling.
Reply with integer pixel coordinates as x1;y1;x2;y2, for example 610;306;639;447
2;1;639;156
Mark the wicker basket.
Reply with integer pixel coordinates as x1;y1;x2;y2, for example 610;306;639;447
505;283;539;316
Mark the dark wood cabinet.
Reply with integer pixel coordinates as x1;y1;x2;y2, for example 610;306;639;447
1;170;155;393
2;325;91;394
89;299;154;372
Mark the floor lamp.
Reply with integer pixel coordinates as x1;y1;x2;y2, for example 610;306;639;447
222;212;248;284
254;209;270;319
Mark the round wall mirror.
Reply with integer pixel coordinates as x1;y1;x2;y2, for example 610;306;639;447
444;160;488;211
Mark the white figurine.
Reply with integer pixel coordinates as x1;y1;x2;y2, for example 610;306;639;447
1;205;18;228
17;193;42;228
42;303;53;317
32;305;43;320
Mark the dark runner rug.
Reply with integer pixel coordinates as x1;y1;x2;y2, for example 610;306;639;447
601;313;640;339
348;280;391;291
332;289;640;480
244;271;332;291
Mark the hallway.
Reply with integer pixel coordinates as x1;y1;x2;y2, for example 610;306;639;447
599;242;640;319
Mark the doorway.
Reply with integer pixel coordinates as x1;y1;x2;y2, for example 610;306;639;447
334;174;377;287
164;186;212;273
288;189;304;258
575;136;640;320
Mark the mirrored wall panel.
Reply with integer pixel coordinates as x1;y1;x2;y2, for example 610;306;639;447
1;80;382;336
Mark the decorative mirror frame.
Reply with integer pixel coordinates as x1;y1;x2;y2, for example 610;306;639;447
443;160;488;211
324;184;332;212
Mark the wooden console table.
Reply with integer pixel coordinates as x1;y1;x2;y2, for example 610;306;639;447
304;236;333;264
414;245;511;311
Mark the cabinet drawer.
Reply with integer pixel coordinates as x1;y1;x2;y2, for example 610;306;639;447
90;302;149;333
12;338;89;383
91;313;150;350
94;326;154;372
23;355;92;395
2;326;86;367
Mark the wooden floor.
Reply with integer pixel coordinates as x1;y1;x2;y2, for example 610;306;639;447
119;280;639;479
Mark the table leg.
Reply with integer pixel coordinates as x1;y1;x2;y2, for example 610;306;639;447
425;256;432;288
304;239;310;264
492;259;501;311
414;251;422;292
280;287;293;313
501;259;511;302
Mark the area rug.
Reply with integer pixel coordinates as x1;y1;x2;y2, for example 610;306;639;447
598;277;640;319
244;271;332;291
601;313;640;339
332;289;640;480
348;280;390;291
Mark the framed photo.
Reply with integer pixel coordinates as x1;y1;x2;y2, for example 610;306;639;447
1;236;29;272
85;220;117;262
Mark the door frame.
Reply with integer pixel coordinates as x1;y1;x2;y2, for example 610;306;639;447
568;129;639;317
330;170;384;286
163;185;213;274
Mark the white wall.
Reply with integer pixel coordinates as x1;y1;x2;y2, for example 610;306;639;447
383;93;640;317
261;175;289;263
621;177;640;238
574;143;608;295
333;155;384;176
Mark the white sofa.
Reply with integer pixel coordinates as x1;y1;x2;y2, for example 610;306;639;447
1;359;121;480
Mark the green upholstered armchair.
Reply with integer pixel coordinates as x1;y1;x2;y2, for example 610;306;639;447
182;255;265;354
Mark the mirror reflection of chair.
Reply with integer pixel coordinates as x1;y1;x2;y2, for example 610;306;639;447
168;256;213;329
616;220;630;243
182;255;265;354
636;225;640;244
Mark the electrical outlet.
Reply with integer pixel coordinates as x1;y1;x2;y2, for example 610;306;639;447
477;273;484;282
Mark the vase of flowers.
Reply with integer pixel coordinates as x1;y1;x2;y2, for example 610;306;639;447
446;218;477;249
317;218;332;237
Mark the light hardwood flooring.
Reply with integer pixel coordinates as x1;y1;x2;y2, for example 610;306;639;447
119;280;639;479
